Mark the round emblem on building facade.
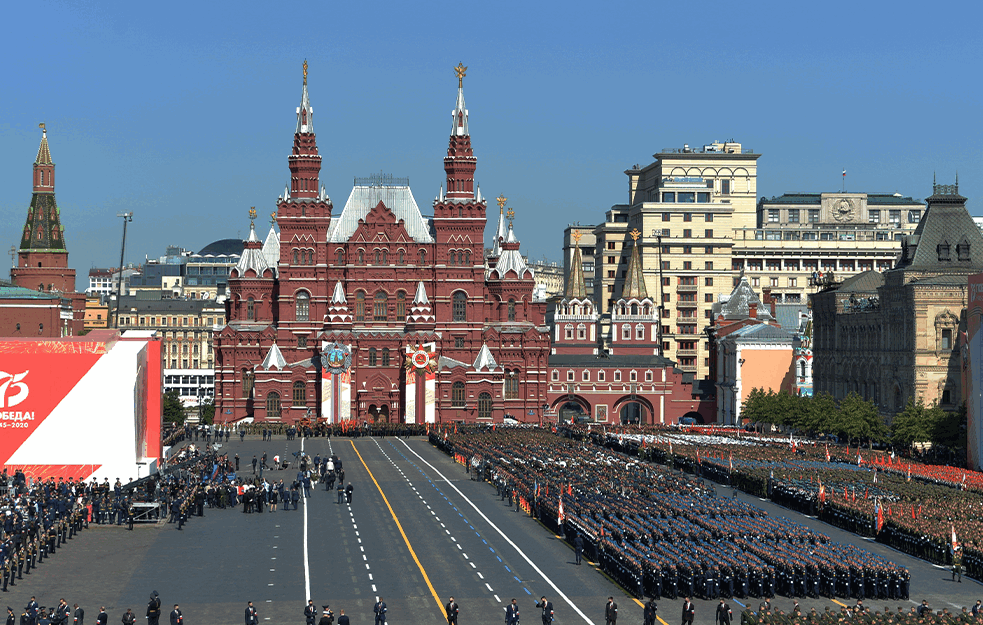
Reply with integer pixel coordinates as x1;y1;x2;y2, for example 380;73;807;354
321;343;352;375
833;198;854;222
412;349;430;369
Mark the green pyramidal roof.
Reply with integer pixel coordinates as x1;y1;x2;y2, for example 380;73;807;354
20;192;67;252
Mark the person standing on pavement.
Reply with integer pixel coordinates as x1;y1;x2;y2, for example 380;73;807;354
6;607;15;625
337;610;349;625
605;597;617;625
505;599;520;625
147;592;161;625
536;597;553;625
345;483;353;504
235;454;240;471
681;598;695;625
305;600;317;625
337;483;345;504
715;600;731;625
169;605;182;625
574;534;584;565
643;599;657;625
318;607;334;625
445;597;459;625
121;609;136;625
72;604;83;625
95;608;107;625
373;598;386;625
244;602;257;625
252;457;257;475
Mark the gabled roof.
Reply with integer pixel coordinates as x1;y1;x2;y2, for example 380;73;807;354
262;226;280;273
328;184;433;244
233;223;272;278
838;269;884;293
727;323;793;343
712;277;774;321
473;344;498;371
260;343;287;370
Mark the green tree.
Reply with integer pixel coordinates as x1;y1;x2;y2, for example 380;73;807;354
803;392;838;435
929;403;965;450
162;389;185;424
200;397;215;425
891;398;931;448
740;388;770;426
836;392;887;446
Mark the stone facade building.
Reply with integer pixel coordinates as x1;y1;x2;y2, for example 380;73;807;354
213;65;550;424
812;181;983;413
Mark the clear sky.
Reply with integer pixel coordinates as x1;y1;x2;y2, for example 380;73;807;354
1;1;980;291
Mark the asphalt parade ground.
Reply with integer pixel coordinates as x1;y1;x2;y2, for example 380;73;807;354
7;435;981;625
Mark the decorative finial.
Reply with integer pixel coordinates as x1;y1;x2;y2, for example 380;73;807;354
270;211;277;225
496;194;507;210
572;229;583;244
39;122;46;135
454;62;468;89
248;206;257;228
629;228;641;241
303;59;308;85
506;207;515;226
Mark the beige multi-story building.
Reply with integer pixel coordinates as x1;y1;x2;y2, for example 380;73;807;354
528;259;564;301
587;142;759;379
581;141;930;382
812;181;982;414
736;193;923;303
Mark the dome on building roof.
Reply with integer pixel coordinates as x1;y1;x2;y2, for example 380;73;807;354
198;238;244;256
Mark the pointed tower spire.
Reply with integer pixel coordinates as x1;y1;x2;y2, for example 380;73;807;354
444;63;476;200
288;60;322;200
326;281;352;325
623;229;648;299
408;281;435;324
565;230;587;299
20;124;65;252
491;194;507;257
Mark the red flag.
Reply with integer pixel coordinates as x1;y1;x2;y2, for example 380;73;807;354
454;423;458;434
911;505;916;520
818;480;826;503
876;500;884;532
825;444;830;462
558;493;566;526
729;451;733;472
951;525;958;552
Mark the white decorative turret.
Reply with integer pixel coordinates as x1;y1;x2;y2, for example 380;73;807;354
451;75;468;137
473;343;498;372
296;61;314;135
233;220;273;278
262;225;280;276
260;342;287;370
408;281;435;323
326;281;352;324
489;224;532;279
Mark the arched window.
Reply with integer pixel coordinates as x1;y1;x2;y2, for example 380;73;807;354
374;250;381;264
622;324;631;340
636;324;645;340
374;291;388;321
355;291;366;321
336;249;345;265
293;249;299;264
449;251;456;266
504;369;520;399
453;291;467;322
266;391;281;419
241;371;254;398
419;249;426;265
381;250;388;264
507;298;516;322
382;348;390;367
631;303;639;315
295;291;310;322
464;251;471;265
398;250;405;265
369;347;377;367
246;297;255;321
451;381;465;407
396;291;406;320
292;381;306;407
357;250;364;264
577;324;586;340
478;392;492;419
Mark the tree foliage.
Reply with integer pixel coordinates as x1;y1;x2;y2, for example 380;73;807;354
890;398;965;450
740;388;888;445
162;389;185;424
200;397;215;425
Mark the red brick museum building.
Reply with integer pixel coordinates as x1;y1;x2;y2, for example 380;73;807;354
214;65;551;425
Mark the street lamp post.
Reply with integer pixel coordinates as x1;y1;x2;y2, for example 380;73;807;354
113;212;133;330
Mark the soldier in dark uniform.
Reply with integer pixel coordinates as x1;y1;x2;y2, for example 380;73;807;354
574;534;583;565
345;483;353;504
643;599;657;625
318;607;333;625
147;592;161;625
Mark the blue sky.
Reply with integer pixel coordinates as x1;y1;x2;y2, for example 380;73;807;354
1;1;980;291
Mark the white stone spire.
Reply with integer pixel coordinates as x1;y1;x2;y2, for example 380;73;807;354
261;342;287;370
331;281;347;304
413;281;430;305
451;83;468;136
473;344;498;371
491;202;505;257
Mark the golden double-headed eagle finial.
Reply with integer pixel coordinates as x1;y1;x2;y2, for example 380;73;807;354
629;228;642;241
506;207;515;224
496;194;507;210
270;212;277;225
39;122;46;132
572;229;583;244
454;63;467;89
248;207;257;226
303;59;308;85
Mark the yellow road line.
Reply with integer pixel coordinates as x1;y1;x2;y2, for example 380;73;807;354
832;599;848;608
632;598;669;625
350;440;444;613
